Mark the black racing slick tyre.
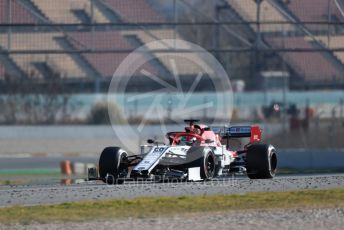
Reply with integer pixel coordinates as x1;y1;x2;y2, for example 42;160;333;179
186;147;216;180
246;144;277;179
99;147;128;184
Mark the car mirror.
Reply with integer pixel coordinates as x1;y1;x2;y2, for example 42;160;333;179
147;139;155;144
205;139;214;144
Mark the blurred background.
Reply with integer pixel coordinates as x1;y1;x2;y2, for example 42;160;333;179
0;0;343;184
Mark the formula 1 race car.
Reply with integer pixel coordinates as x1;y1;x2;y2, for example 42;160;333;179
88;120;277;184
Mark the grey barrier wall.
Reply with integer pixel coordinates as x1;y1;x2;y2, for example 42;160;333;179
278;149;344;169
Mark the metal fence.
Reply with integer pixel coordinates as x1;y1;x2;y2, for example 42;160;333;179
0;0;344;92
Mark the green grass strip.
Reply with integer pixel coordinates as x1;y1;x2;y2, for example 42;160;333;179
1;188;344;224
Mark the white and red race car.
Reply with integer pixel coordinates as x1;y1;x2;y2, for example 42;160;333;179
89;120;277;184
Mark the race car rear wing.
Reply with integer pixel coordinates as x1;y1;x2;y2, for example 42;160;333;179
212;125;261;143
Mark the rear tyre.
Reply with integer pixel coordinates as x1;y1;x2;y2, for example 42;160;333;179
246;144;277;179
99;147;128;184
186;147;216;180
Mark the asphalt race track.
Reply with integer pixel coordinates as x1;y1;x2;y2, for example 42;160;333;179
1;174;344;207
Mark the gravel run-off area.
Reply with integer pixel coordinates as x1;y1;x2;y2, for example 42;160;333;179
1;174;344;207
1;207;343;230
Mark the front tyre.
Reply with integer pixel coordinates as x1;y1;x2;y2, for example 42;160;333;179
186;147;216;180
246;144;277;179
201;150;216;180
99;147;128;184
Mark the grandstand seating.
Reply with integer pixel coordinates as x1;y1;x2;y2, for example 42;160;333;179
102;0;164;22
0;0;36;23
312;35;344;65
121;30;177;44
1;0;343;89
284;0;343;22
0;32;86;79
67;30;209;78
121;30;214;75
66;29;211;78
283;0;344;32
67;31;140;77
31;0;164;24
0;0;166;80
31;0;109;23
226;0;295;32
267;36;342;82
